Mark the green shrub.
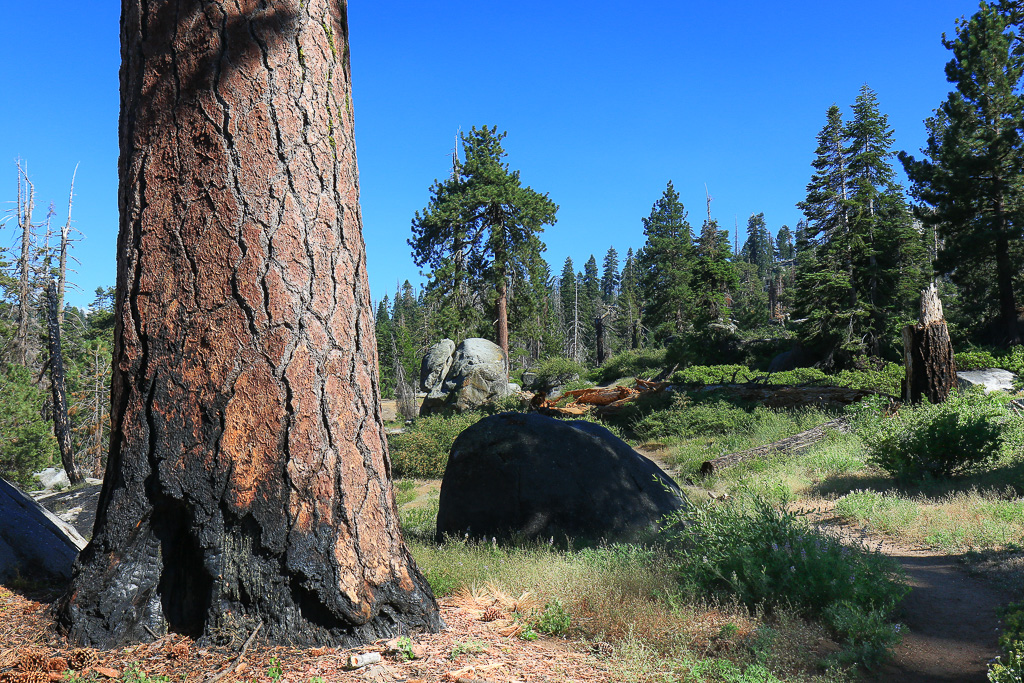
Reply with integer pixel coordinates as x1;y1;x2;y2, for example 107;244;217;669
530;356;587;390
592;348;668;383
990;603;1024;683
957;349;1001;371
663;496;907;668
860;391;1016;480
988;646;1024;683
669;363;904;395
388;412;483;478
957;346;1024;378
633;394;759;440
533;598;572;635
1000;603;1024;654
822;602;903;670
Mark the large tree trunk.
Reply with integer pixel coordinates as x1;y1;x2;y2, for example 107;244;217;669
496;276;509;360
47;280;84;486
59;0;440;649
903;283;957;404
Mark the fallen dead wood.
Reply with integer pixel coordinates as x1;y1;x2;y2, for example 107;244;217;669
561;386;638;405
699;418;849;476
686;383;889;409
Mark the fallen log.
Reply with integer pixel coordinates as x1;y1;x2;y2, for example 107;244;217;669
685;383;889;409
537;404;589;418
561;386;638;405
699;418;849;476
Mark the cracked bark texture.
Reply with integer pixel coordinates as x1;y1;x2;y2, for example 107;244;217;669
58;0;441;648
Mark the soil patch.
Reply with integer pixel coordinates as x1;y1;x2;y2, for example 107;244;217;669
806;501;1012;682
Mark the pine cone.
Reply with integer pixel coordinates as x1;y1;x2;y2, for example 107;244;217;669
0;672;18;683
16;650;48;672
46;657;67;673
480;606;503;622
24;673;52;683
68;649;99;671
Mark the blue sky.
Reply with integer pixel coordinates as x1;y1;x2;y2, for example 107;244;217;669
1;1;981;309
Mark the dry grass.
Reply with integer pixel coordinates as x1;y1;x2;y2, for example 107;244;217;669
409;539;846;682
830;487;1024;551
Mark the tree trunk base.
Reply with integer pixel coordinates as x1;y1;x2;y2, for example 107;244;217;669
903;284;956;404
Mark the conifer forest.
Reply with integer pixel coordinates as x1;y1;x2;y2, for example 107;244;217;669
2;2;1024;682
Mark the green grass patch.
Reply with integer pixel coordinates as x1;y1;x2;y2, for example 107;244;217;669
591;348;668;384
833;488;1024;551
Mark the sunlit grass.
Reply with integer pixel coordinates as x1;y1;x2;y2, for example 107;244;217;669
833;488;1024;551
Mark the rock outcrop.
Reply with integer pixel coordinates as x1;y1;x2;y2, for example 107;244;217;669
420;338;516;415
436;412;686;544
957;369;1017;394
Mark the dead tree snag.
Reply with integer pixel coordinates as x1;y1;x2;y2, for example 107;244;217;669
903;283;957;404
59;0;441;648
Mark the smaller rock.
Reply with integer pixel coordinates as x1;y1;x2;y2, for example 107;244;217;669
420;339;456;392
420;338;513;415
520;371;539;390
957;369;1017;394
34;467;70;491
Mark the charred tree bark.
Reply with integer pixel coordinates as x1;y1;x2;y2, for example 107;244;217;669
46;280;84;486
59;0;440;649
903;283;957;404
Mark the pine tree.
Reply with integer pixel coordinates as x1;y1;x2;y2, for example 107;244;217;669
618;248;641;348
374;296;396;397
796;91;929;364
410;127;558;357
774;225;795;261
62;1;440;647
900;4;1024;344
638;181;695;341
795;104;861;365
692;219;738;326
559;257;583;361
601;246;620;302
740;212;773;278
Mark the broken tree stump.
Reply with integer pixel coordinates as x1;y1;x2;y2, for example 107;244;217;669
700;418;849;476
903;283;957;404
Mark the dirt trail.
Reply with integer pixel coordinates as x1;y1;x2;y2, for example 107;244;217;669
811;508;1009;682
633;445;1010;681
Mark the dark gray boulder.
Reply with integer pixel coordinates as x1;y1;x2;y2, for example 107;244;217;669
1;477;87;582
436;413;686;544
